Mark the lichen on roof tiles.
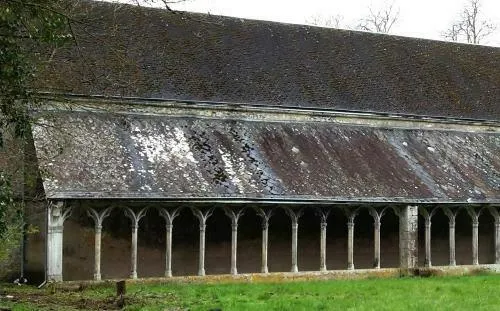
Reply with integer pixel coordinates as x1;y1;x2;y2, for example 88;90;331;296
31;109;500;202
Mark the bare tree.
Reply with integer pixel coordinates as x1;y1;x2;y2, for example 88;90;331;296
357;2;399;34
306;14;345;29
444;0;496;44
130;0;191;11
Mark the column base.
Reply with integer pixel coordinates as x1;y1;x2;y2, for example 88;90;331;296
93;273;101;281
47;274;63;282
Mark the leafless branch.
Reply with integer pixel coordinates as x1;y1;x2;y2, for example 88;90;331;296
357;2;399;34
306;14;345;29
130;0;191;11
443;0;496;44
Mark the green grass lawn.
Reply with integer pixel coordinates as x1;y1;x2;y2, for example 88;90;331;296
1;275;500;310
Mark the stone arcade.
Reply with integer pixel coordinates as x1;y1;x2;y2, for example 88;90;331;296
19;0;500;281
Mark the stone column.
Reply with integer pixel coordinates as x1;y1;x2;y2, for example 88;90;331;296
255;208;274;273
224;208;245;275
316;208;331;272
191;208;214;276
47;201;73;282
466;207;480;266
443;207;457;266
488;207;500;265
398;205;418;270
495;220;500;265
369;207;389;269
449;220;456;266
374;218;381;269
87;207;113;281
159;207;182;277
472;220;479;265
419;207;437;268
124;207;148;279
343;208;359;270
347;218;355;270
284;207;303;273
424;219;431;267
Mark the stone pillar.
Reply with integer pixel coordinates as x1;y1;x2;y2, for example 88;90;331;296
374;218;381;269
347;218;355;270
495;220;500;265
124;207;148;279
369;207;388;269
47;201;73;282
255;208;274;273
224;208;245;275
487;207;500;264
344;208;359;270
159;207;182;277
320;221;327;272
398;205;418;270
87;207;113;281
343;208;359;271
284;207;303;273
466;207;480;265
449;219;456;266
418;207;437;268
472;220;479;265
424;218;431;267
191;208;214;276
444;207;458;266
316;208;331;272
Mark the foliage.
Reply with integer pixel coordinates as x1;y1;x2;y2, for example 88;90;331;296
0;0;72;137
0;0;72;276
0;173;23;264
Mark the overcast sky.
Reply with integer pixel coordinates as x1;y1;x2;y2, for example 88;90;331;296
142;0;500;47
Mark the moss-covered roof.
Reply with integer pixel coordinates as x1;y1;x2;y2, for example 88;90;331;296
36;0;500;120
33;108;500;202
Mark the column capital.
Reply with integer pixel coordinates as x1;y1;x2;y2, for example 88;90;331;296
87;207;113;229
124;207;148;228
159;207;182;226
283;207;304;224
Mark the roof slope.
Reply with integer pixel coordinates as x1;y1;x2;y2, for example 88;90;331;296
36;1;500;120
32;110;500;203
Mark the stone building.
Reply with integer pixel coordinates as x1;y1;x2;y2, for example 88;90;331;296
9;0;500;281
